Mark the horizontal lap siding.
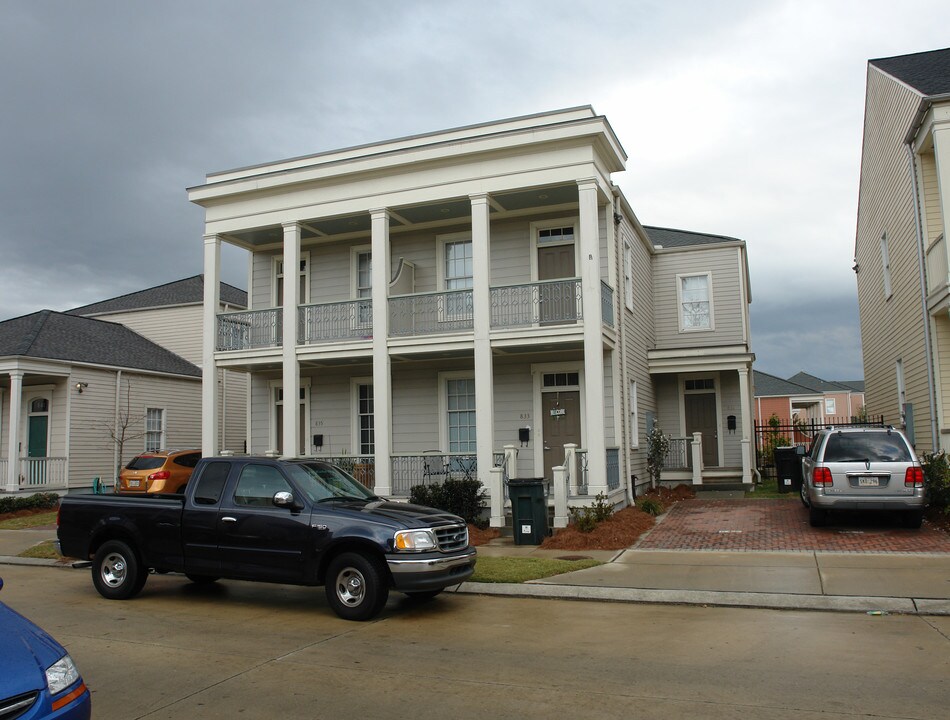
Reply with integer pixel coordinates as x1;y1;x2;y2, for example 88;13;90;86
719;372;742;466
307;368;362;455
391;364;444;452
920;152;943;244
92;306;204;365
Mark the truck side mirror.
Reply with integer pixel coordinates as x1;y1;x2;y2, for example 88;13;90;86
273;491;299;510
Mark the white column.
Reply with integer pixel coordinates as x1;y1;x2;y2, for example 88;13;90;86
471;194;495;493
281;222;301;458
738;367;753;484
202;234;221;457
691;432;704;485
5;371;23;491
578;180;608;495
370;209;393;496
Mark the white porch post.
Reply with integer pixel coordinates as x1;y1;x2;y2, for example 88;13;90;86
5;371;23;492
202;235;221;457
281;222;301;458
578;179;608;495
691;432;704;485
738;367;753;484
471;194;495;491
370;209;393;497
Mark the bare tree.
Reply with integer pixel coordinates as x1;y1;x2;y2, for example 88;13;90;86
98;377;148;483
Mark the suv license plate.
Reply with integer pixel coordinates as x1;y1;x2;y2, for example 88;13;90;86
858;477;879;487
129;480;141;488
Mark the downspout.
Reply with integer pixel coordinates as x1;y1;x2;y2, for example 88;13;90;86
906;143;939;450
612;188;635;507
114;370;122;484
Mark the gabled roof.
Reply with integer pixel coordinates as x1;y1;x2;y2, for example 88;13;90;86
835;379;865;393
68;275;246;317
643;226;743;249
870;47;950;97
0;311;200;377
787;371;858;393
753;370;819;397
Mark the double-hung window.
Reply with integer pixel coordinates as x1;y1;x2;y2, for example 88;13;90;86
446;378;476;454
442;238;473;321
357;383;374;455
356;250;372;326
678;273;713;331
145;408;165;452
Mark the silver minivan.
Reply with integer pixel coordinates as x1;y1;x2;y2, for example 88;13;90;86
800;426;925;528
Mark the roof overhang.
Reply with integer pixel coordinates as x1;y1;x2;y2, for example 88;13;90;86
648;346;754;374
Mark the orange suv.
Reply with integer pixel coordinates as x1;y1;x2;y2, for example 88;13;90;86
117;449;201;494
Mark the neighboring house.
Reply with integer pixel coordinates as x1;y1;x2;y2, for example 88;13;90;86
69;275;248;454
854;47;950;452
754;370;865;425
0;311;201;493
188;107;755;527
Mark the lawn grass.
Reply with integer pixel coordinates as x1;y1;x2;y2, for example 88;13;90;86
470;556;602;583
18;541;61;560
0;511;58;530
745;477;789;498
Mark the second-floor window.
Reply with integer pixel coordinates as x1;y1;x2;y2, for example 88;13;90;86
678;273;713;331
275;253;310;306
880;232;892;299
623;238;634;311
355;250;372;325
440;236;473;320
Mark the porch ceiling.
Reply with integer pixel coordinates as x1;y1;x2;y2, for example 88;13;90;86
224;183;579;248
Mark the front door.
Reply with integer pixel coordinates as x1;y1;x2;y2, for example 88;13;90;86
27;404;49;486
542;391;581;480
685;393;719;466
538;245;576;325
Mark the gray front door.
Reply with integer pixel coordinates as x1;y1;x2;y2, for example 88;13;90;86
542;391;581;480
538;245;576;325
685;393;719;466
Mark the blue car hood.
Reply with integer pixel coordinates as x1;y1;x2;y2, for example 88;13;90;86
0;600;64;695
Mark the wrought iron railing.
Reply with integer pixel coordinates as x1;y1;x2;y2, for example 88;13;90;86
217;309;282;351
490;279;582;328
315;455;375;488
298;300;373;344
390;453;476;496
18;457;67;488
606;447;620;491
389;290;474;337
575;449;589;496
664;437;690;470
601;281;615;327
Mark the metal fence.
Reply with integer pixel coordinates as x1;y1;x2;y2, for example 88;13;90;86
754;416;885;479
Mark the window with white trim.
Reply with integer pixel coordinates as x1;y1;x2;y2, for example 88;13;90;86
880;233;892;299
145;408;165;452
623;238;634;311
357;383;374;455
274;252;310;306
440;235;473;320
629;381;639;448
446;378;476;453
678;273;713;331
824;398;836;415
355;249;372;325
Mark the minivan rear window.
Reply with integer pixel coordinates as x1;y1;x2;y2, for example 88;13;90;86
822;433;912;463
125;456;165;470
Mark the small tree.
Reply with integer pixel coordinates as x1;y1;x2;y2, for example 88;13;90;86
97;378;149;482
646;419;670;489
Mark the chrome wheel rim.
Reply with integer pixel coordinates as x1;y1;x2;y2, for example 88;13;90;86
335;567;366;607
101;552;127;588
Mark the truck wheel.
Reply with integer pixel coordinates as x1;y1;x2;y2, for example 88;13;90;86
325;552;389;621
92;540;146;600
185;574;220;585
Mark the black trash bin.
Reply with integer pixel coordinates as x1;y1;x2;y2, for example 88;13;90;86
507;478;549;545
773;446;804;494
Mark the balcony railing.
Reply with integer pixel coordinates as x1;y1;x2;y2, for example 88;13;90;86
601;281;615;327
18;457;67;489
490;278;582;329
217;309;282;351
925;233;947;300
390;453;476;496
389;290;474;337
299;300;373;344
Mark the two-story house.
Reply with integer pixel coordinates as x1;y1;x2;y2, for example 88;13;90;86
855;48;950;452
188;107;755;527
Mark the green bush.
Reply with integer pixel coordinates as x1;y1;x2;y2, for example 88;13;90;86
636;496;664;516
568;493;614;532
0;492;60;515
410;478;487;527
922;452;950;515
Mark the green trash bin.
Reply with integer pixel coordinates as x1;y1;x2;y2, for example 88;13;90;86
507;479;548;545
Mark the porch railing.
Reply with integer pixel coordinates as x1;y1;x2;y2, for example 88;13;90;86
18;457;67;489
601;281;615;327
490;279;582;329
299;300;373;344
315;455;375;488
217;309;282;351
389;290;474;337
664;437;691;470
390;453;477;496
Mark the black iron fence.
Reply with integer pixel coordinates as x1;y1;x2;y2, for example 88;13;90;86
754;416;885;479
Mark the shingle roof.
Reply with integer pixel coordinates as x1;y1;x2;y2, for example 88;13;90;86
835;379;865;393
870;47;950;97
754;370;819;397
68;275;246;316
0;310;200;377
787;371;857;393
643;226;743;249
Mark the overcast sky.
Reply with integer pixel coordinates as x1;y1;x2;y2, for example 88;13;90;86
2;0;949;382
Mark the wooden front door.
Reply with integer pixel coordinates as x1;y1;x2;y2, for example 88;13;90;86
542;391;581;480
685;393;719;466
538;245;576;325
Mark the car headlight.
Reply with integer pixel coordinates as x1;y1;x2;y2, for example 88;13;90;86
394;529;437;552
46;654;80;695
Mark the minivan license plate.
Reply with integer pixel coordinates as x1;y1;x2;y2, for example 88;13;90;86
858;477;879;487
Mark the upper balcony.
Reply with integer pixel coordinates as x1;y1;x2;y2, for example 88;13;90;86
926;233;949;314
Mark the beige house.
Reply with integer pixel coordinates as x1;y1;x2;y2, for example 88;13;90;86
188;107;755;527
855;48;950;452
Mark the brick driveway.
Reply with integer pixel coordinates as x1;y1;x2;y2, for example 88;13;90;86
634;499;950;553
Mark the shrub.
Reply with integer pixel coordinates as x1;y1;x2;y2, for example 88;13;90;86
921;452;950;515
646;420;670;488
636;496;664;516
410;478;488;527
568;493;614;532
0;492;59;515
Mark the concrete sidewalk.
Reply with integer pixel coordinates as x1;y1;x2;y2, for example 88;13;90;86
4;527;949;615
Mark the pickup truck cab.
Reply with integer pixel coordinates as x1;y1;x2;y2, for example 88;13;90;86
58;457;476;620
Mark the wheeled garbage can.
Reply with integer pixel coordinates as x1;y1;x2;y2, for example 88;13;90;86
507;478;549;545
773;446;804;494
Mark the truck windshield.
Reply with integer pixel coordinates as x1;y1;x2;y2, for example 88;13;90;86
285;462;378;503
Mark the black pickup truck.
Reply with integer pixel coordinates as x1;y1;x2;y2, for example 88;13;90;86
57;456;476;620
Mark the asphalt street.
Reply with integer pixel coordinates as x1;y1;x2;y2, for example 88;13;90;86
1;564;948;719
